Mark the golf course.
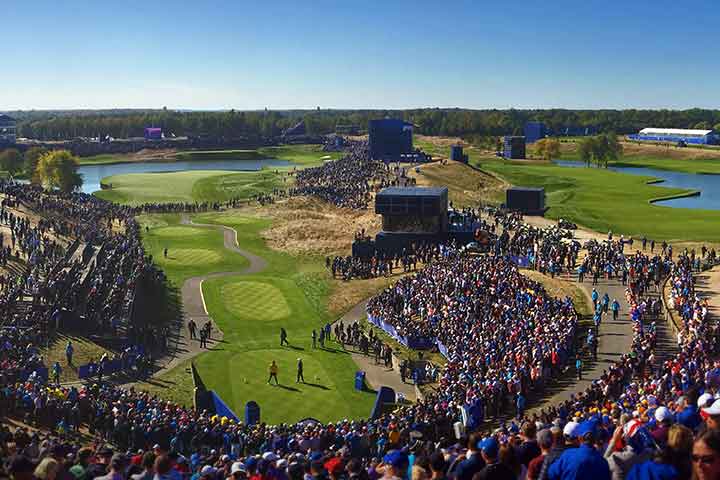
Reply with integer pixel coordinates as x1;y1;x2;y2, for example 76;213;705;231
84;140;720;423
134;212;377;424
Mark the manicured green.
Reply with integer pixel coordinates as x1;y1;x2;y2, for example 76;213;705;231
138;213;376;424
137;214;249;285
479;159;720;242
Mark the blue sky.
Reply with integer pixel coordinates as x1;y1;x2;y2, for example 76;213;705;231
3;0;718;110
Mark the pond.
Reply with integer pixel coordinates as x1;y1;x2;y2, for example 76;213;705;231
79;158;292;194
555;160;720;210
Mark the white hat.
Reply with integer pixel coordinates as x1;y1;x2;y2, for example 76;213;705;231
230;462;246;475
703;399;720;416
698;393;714;409
200;466;216;476
276;459;288;469
654;406;673;423
221;455;230;463
563;421;580;438
262;452;279;462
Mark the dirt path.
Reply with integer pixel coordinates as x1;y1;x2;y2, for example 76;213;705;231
695;265;720;322
137;216;268;378
332;299;418;401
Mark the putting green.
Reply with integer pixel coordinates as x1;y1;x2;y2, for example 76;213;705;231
164;248;223;266
221;281;291;322
153;226;206;238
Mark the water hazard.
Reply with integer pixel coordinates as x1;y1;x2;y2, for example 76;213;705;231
80;158;291;194
554;160;720;210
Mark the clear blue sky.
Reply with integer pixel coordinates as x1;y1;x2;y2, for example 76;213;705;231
3;0;718;110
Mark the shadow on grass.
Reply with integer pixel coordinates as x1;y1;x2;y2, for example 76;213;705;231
276;384;300;392
303;382;330;390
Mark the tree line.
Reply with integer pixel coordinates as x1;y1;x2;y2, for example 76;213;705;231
8;108;720;142
0;147;82;191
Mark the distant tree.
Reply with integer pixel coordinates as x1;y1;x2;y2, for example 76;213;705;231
37;150;83;192
713;123;720;133
578;134;623;168
535;138;561;162
694;121;711;130
578;137;595;167
0;148;24;175
24;147;48;184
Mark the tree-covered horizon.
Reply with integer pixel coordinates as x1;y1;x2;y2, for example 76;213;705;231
5;107;720;141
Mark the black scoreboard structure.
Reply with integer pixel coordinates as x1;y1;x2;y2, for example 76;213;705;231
506;187;546;215
372;187;448;252
369;119;414;162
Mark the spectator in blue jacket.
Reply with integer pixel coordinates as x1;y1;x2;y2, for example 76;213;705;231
454;433;485;480
548;420;610;480
627;424;693;480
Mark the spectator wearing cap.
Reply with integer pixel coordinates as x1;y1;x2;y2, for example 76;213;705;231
229;462;247;480
380;451;409;480
547;420;610;480
472;437;513;480
604;420;653;480
130;453;156;480
86;448;113;480
651;407;674;447
454;434;485;480
94;454;127;480
702;399;720;432
538;422;580;480
527;429;553;480
200;466;217;480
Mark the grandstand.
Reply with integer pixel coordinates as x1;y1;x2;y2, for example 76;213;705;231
628;127;719;145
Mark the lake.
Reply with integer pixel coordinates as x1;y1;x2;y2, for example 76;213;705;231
80;158;291;194
555;160;720;210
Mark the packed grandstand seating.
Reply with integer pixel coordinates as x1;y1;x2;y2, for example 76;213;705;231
290;141;387;210
1;175;720;480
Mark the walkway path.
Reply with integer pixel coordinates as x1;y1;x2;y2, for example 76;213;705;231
143;216;268;377
695;265;720;323
332;299;418;401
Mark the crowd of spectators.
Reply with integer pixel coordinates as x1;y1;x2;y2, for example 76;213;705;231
290;142;387;210
2;177;720;480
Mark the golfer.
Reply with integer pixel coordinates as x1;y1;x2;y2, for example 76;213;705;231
296;358;304;383
268;360;279;385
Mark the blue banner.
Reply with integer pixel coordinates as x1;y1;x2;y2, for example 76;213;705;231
367;314;436;350
211;391;240;422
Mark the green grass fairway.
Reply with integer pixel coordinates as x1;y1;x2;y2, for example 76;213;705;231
137;213;376;424
138;215;249;284
92;144;336;205
94;170;284;205
480;159;720;242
